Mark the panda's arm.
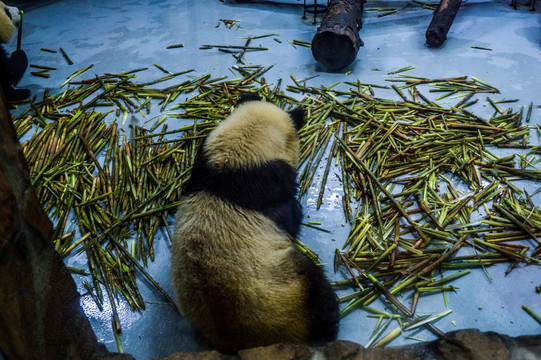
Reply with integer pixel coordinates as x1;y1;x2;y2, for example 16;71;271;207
262;199;302;240
6;49;28;84
289;250;340;343
0;46;9;71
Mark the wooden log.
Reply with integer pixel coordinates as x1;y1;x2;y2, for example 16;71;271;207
311;0;366;71
425;0;462;47
511;0;537;11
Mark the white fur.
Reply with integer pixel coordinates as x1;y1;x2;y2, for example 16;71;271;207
204;101;300;169
0;2;20;43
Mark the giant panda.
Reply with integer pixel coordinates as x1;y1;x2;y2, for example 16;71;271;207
171;93;339;351
0;1;29;101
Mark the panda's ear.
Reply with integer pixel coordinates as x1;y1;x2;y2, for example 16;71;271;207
238;92;261;105
288;107;305;131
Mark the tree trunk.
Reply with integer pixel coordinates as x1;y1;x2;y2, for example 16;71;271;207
311;0;366;71
425;0;462;47
0;86;132;360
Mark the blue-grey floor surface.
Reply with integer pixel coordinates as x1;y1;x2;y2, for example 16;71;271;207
6;0;541;359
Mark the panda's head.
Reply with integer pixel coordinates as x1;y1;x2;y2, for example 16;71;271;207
0;2;20;44
204;93;305;170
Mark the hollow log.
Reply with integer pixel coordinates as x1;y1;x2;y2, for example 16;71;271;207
311;0;366;71
0;86;132;360
425;0;462;47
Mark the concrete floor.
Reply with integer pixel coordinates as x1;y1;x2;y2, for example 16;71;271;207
6;0;541;358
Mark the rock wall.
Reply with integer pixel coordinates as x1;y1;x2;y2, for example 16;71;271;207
0;86;133;360
158;330;541;360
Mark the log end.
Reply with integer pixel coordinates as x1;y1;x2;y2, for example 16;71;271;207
311;31;357;72
425;29;446;48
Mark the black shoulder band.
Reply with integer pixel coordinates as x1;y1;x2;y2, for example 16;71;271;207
185;150;303;238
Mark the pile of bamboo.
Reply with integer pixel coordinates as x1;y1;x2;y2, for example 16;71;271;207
11;65;540;347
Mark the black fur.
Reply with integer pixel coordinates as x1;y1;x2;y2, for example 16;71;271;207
286;250;339;343
186;150;303;238
238;92;262;105
289;107;305;131
0;46;29;101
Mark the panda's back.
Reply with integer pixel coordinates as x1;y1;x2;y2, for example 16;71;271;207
171;98;339;350
171;191;311;349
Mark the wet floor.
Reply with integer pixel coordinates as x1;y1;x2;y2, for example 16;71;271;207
7;0;541;358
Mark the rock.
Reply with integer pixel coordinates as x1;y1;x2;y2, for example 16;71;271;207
322;340;363;359
429;329;510;360
155;330;541;360
428;329;541;360
158;350;236;360
238;343;313;360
